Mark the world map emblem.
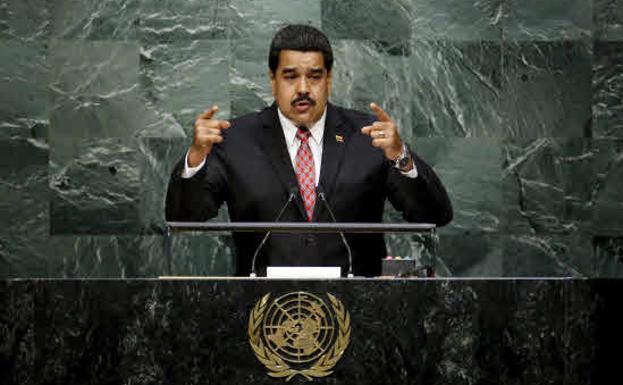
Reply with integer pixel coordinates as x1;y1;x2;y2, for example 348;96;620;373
248;291;351;381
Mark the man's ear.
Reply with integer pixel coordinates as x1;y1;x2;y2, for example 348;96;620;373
269;70;276;95
327;69;333;95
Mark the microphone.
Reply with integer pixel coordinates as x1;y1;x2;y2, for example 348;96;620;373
316;185;354;278
249;187;297;277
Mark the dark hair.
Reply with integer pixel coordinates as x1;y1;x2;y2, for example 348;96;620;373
268;24;333;73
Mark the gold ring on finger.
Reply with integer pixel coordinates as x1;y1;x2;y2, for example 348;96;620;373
378;131;385;138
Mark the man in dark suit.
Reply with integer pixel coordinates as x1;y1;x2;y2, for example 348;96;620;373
165;24;452;277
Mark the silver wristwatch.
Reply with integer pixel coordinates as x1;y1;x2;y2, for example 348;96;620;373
393;143;412;171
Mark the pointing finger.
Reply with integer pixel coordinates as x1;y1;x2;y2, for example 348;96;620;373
198;105;219;120
218;120;231;130
369;103;392;122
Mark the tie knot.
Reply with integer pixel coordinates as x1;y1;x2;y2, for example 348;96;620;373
296;126;311;142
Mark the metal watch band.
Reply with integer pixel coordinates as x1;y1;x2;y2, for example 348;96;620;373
393;143;411;171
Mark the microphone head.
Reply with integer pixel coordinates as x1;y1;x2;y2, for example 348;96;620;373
288;186;298;199
316;184;325;199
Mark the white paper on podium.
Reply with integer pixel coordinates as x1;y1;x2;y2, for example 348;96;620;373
266;266;341;279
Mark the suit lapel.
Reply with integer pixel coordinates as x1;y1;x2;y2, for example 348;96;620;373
313;103;348;220
258;104;308;220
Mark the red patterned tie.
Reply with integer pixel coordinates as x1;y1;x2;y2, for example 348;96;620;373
295;126;316;221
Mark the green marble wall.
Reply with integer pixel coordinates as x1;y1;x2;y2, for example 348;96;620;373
1;0;622;277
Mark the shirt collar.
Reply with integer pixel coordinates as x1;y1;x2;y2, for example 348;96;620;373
277;106;327;147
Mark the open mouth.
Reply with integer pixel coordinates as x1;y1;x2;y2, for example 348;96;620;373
292;96;315;114
294;100;312;113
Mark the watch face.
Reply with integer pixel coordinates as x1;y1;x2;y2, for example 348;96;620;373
398;155;410;169
392;144;411;170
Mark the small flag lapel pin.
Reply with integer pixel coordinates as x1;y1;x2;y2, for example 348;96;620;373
335;135;344;143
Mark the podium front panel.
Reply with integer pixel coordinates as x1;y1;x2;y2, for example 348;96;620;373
1;279;619;384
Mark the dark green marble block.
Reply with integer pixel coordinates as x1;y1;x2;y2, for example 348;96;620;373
0;278;621;384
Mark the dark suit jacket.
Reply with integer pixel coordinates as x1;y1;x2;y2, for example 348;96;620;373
165;103;452;276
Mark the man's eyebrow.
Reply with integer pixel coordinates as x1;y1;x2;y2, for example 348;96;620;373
281;67;297;74
309;68;324;74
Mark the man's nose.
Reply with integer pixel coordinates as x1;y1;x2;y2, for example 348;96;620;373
296;76;309;93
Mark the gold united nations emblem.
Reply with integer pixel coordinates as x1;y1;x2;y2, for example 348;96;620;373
248;291;351;381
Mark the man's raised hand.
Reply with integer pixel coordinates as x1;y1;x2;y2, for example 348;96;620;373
360;103;404;161
188;105;231;167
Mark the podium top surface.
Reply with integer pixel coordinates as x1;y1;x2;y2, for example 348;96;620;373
166;221;437;233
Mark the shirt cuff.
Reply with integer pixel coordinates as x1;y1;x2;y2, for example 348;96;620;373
399;163;418;178
181;151;206;178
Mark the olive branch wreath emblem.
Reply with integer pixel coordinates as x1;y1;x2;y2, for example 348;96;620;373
248;292;351;381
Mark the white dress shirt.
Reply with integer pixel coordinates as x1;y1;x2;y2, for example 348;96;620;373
181;107;417;180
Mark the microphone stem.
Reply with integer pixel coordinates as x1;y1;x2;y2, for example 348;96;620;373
319;191;354;278
249;191;296;277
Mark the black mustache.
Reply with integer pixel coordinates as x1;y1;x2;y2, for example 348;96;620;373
291;95;316;106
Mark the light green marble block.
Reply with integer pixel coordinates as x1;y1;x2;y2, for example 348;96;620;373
0;0;622;277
